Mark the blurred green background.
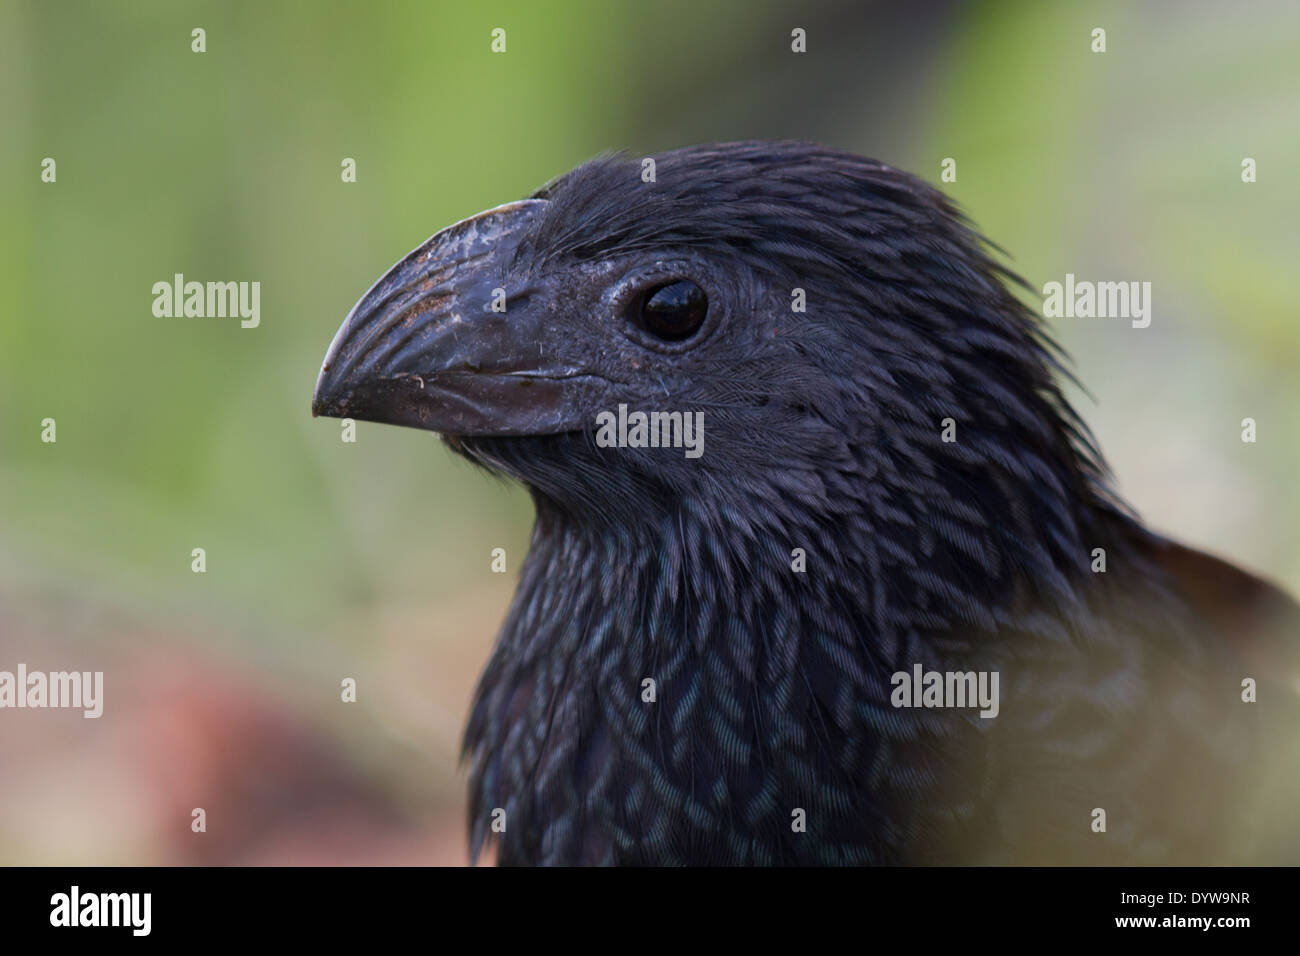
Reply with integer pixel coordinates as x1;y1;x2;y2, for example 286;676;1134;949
1;0;1296;863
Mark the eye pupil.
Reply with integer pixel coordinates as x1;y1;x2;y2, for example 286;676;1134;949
638;280;707;341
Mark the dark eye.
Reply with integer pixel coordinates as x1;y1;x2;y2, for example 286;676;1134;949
636;280;707;341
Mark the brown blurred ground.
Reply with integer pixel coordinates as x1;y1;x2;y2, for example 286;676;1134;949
0;580;511;865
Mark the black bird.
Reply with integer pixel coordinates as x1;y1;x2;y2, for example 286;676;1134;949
312;141;1299;865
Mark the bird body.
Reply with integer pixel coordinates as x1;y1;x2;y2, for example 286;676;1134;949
313;142;1299;865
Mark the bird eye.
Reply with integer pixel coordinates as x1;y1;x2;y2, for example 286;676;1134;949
635;280;708;341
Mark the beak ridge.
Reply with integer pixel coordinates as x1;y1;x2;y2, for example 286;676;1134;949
312;199;598;435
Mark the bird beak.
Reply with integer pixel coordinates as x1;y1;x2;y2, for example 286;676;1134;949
311;199;601;436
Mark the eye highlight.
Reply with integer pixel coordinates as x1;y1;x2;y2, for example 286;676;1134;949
634;280;708;341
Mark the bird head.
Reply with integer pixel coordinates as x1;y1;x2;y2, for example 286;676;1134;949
313;141;1104;536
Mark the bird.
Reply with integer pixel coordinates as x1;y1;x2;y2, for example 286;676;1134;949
311;140;1299;865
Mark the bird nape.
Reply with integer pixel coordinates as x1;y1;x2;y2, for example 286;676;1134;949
312;140;1299;866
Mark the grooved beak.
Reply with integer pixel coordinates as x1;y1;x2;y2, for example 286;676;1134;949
312;199;601;436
